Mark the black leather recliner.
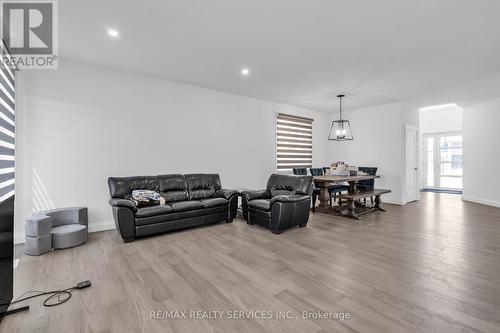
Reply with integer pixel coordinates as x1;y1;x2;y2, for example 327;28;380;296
241;174;313;234
108;174;238;242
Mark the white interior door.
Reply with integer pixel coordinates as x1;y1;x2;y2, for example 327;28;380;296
405;125;419;202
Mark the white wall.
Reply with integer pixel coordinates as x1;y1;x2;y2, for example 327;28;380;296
462;97;500;207
328;102;419;204
420;107;462;134
15;59;329;243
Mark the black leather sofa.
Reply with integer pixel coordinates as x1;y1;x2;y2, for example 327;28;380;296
241;174;313;234
108;174;238;242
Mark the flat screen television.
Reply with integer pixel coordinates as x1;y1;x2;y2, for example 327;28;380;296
0;196;14;321
0;39;17;323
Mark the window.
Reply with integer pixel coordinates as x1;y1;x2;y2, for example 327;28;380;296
0;40;16;202
276;113;313;172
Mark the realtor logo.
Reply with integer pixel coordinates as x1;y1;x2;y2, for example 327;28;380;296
0;0;58;69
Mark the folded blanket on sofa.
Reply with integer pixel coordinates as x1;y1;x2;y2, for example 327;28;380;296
131;190;161;207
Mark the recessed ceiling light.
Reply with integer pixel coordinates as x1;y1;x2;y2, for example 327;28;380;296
241;68;250;76
107;29;120;38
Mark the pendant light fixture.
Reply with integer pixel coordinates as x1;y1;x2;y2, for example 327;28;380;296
328;94;353;141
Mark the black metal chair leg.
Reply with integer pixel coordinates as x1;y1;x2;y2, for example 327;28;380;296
312;194;317;212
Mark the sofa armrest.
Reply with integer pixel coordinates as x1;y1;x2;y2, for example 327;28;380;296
214;189;238;199
270;197;311;233
241;189;270;221
270;194;310;206
109;198;137;212
241;189;270;201
111;206;136;242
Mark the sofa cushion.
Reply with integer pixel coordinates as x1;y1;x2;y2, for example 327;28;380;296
135;206;226;226
248;199;271;211
169;200;204;213
199;197;228;208
157;174;189;203
108;176;158;198
51;224;88;249
185;174;222;200
135;205;173;218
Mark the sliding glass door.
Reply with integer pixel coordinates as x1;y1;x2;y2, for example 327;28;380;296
422;133;462;190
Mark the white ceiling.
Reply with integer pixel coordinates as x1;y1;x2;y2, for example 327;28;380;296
59;0;500;112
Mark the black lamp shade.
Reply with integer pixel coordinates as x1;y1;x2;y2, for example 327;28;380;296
328;120;353;141
328;93;353;141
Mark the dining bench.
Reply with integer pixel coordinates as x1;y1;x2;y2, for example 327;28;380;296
337;189;391;219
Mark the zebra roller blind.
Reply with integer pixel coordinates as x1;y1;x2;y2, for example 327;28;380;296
276;113;313;172
0;40;16;202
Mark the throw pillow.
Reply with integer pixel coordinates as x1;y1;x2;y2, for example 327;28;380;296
131;190;161;207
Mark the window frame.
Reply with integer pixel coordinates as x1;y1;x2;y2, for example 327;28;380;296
275;113;313;173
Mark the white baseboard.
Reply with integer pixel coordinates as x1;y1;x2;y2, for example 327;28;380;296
384;199;406;205
14;220;116;245
462;195;500;208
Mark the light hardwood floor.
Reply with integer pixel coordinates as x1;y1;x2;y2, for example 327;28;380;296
3;192;500;333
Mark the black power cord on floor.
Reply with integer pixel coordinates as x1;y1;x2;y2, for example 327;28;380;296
5;280;92;308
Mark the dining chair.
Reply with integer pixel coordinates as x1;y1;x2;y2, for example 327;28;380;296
308;168;324;177
292;168;308;175
307;168;324;212
294;168;316;211
323;166;350;205
309;168;349;209
358;166;378;205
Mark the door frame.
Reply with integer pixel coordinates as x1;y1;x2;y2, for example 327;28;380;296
404;125;420;203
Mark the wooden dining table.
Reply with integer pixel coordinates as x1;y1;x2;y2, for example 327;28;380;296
312;174;391;220
313;174;381;208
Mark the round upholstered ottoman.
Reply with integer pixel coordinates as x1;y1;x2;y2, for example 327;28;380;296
25;214;53;255
51;224;88;249
25;207;88;255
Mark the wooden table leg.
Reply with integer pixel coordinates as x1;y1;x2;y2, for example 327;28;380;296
341;181;360;219
346;198;361;220
374;195;386;212
318;183;330;208
348;180;356;194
